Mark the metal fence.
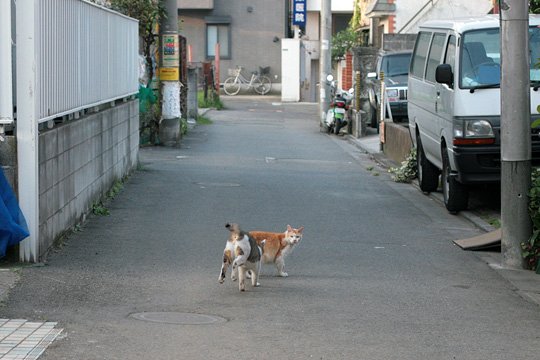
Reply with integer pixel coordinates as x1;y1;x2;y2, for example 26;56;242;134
36;0;139;123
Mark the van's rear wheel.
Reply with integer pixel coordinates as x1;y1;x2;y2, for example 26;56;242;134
442;148;468;214
417;135;439;193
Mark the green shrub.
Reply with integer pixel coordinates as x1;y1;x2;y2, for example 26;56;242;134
388;148;418;183
198;90;223;110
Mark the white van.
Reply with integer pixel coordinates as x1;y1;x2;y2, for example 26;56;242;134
408;15;540;213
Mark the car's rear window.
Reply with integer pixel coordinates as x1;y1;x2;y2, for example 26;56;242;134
381;53;412;77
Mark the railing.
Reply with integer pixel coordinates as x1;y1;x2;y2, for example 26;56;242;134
36;0;139;123
15;0;139;262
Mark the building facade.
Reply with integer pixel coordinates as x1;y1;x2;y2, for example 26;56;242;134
362;0;497;48
178;0;288;86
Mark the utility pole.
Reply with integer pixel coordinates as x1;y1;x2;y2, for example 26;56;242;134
159;0;181;146
500;0;531;269
319;0;332;127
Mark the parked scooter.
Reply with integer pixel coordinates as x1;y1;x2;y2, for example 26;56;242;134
324;75;353;135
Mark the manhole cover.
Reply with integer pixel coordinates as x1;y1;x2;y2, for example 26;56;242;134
130;312;227;325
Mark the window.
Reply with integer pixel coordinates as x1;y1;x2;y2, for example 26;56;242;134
529;26;540;81
460;28;501;88
411;32;432;78
441;35;457;88
444;35;456;70
425;33;446;83
205;16;231;59
381;53;412;77
207;24;230;59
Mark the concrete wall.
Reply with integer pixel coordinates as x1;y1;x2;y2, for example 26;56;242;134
382;34;417;52
37;100;139;256
383;122;413;164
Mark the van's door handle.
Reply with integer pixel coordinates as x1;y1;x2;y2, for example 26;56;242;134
436;91;440;96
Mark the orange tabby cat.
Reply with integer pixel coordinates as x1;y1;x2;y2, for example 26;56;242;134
249;225;304;277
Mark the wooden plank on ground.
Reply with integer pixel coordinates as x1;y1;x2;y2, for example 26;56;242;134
453;229;502;250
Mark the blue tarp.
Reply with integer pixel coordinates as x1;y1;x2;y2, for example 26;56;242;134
0;168;29;258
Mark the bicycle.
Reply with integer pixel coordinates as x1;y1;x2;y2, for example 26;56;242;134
223;66;272;96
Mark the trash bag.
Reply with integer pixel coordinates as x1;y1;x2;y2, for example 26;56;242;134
138;85;157;114
0;168;29;258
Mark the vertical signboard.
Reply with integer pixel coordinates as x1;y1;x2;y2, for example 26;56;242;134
161;34;180;80
293;0;306;27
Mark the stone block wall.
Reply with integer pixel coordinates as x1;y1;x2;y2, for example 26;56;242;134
37;100;139;256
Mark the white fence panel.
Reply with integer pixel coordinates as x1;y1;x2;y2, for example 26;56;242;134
36;0;138;123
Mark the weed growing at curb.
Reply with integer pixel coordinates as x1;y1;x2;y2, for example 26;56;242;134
197;115;213;125
181;118;188;136
487;218;501;228
136;161;146;171
92;178;127;217
523;168;540;273
107;180;124;199
92;202;110;216
198;91;224;110
388;148;417;183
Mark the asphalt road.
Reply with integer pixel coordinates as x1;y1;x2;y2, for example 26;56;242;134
2;96;539;359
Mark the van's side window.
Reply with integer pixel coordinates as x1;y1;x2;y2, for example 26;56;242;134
444;35;456;70
411;32;432;78
426;33;446;83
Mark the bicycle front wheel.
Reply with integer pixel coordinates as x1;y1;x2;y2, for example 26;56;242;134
255;76;272;95
223;77;241;96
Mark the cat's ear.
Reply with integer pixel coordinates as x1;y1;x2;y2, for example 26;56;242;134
287;224;293;232
298;226;304;233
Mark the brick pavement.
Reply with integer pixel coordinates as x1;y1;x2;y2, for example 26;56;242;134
0;319;62;360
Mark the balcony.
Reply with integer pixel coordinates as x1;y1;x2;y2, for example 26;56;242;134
178;0;213;10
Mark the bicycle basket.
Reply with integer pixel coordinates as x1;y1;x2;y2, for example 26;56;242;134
227;68;240;76
259;66;270;75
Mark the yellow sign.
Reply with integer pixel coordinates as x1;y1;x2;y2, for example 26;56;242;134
160;68;179;81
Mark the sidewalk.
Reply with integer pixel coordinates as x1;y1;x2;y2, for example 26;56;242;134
346;132;540;307
0;268;64;359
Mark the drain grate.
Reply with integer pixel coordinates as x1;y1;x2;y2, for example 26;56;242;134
130;312;227;325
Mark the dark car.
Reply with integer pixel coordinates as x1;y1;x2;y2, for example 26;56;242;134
366;50;412;128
